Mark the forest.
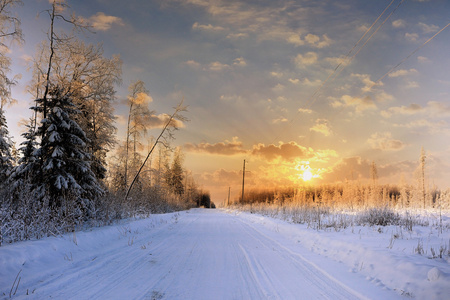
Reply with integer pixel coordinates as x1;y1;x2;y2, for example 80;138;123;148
0;0;211;245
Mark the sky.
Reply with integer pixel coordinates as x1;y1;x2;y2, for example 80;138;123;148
5;0;450;204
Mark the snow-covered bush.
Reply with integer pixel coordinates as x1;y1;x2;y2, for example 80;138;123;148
357;207;401;226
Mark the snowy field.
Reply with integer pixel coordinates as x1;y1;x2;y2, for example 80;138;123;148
1;208;449;299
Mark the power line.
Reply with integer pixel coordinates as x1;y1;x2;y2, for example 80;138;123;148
269;0;403;145
330;0;405;83
353;22;450;100
306;0;403;111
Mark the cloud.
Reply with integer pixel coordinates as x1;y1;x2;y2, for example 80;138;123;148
298;108;313;114
367;132;406;151
418;22;439;33
381;103;423;118
393;119;450;135
310;119;332;136
406;81;419;89
185;60;201;68
272;83;285;92
381;101;450;118
332;95;376;112
325;56;350;67
233;57;247;66
114;114;127;126
302;78;322;86
351;73;382;93
357;25;369;32
287;34;304;46
184;137;246;155
272;117;288;124
388;68;418;78
220;94;245;102
227;32;249;39
405;32;419;42
174;0;313;48
271;71;284;78
304;34;332;48
428;101;450;116
251;142;313;162
192;22;226;32
199;169;244;187
321;157;371;182
375;91;394;102
88;12;124;31
185;58;244;71
129;92;153;105
417;56;430;63
392;19;406;28
294;52;318;67
147;113;185;129
319;157;417;184
288;78;320;86
20;54;33;63
207;61;231;71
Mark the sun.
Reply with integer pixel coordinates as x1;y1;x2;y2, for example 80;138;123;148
302;169;313;182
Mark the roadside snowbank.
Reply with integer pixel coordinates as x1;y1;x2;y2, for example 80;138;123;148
1;212;181;299
232;209;450;299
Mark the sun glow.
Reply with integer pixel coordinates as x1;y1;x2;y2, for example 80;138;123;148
302;169;313;181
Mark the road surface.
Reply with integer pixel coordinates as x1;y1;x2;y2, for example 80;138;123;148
1;209;401;299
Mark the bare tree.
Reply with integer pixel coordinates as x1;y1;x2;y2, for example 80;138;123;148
38;0;90;136
124;80;154;187
0;0;23;108
419;147;426;209
370;161;378;185
125;100;187;201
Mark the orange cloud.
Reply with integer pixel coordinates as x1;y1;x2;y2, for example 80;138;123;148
310;119;332;136
200;169;244;186
184;137;246;156
319;156;371;183
332;95;377;112
147;114;185;129
251;142;313;162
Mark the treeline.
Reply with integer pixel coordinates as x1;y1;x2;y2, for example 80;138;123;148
232;182;449;211
0;0;207;245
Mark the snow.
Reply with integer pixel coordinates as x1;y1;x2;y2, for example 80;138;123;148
1;209;449;299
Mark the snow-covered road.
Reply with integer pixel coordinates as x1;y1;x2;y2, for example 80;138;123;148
1;209;415;299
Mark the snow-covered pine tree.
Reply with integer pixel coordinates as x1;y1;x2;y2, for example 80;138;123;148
9;117;39;193
33;87;103;217
0;108;14;187
168;147;184;196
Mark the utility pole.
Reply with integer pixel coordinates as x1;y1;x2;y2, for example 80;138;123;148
241;159;246;203
227;187;231;206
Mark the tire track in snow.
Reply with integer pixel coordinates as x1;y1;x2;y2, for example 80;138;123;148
235;214;370;300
